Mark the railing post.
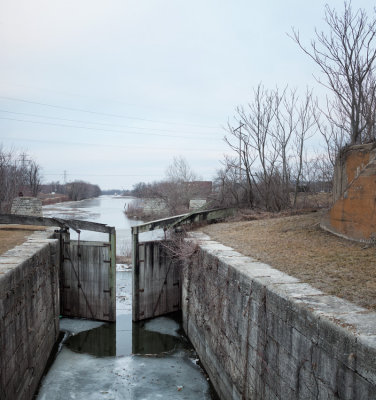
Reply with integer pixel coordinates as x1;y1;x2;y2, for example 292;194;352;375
132;227;140;321
109;227;116;321
56;228;70;316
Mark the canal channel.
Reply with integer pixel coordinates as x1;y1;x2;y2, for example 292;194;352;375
36;195;215;399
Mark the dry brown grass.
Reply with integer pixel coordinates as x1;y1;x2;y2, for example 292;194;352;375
0;225;46;255
201;210;376;311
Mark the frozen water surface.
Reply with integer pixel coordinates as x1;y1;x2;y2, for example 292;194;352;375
60;318;106;335
37;197;214;399
143;317;180;337
38;348;211;400
37;270;212;399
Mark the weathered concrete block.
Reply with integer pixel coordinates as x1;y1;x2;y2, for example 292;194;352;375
11;196;42;217
0;230;59;400
183;233;376;400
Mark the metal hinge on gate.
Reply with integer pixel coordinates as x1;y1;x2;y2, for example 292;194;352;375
103;289;111;294
173;281;180;287
139;288;144;293
173;303;180;308
103;260;111;264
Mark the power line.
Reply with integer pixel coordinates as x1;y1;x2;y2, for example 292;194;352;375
0;108;219;136
44;173;164;177
0;95;219;129
6;82;217;122
0;116;218;140
1;134;226;153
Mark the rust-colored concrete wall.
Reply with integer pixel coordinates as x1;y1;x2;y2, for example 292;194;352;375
324;143;376;241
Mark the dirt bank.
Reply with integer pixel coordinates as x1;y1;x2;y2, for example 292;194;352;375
201;210;376;311
0;225;46;255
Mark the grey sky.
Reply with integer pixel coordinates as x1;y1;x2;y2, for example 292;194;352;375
0;0;374;190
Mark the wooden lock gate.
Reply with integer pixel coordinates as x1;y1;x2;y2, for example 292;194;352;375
0;214;116;322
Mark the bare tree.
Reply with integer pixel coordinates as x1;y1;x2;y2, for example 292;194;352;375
0;146;43;212
130;157;203;216
0;147;17;212
222;84;318;211
292;90;317;207
224;121;257;207
66;180;101;201
165;156;198;183
314;102;347;168
226;84;281;210
291;1;376;145
213;156;249;207
26;160;42;197
243;85;279;209
274;87;298;206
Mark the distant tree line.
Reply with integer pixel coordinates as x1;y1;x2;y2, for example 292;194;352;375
0;144;102;213
214;86;332;211
0;146;42;213
41;180;101;201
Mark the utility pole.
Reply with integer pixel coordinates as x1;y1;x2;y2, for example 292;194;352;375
18;153;31;192
233;123;245;183
18;153;30;168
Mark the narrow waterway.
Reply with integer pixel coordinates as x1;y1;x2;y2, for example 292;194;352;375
37;195;214;399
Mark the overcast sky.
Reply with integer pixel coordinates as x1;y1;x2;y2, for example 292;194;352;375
0;0;374;190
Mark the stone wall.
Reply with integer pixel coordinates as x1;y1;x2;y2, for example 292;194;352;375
11;197;43;217
183;233;376;400
189;199;207;210
323;143;376;241
0;230;60;400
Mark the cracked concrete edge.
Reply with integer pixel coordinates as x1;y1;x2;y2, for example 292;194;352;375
0;228;58;275
188;231;376;340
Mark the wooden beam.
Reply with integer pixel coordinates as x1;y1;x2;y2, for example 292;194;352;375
131;207;235;234
0;214;114;234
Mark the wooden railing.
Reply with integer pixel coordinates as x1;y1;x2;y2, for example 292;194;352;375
131;207;235;235
0;213;115;234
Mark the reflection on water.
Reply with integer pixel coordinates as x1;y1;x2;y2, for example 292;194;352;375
133;313;187;355
65;313;187;358
65;323;116;357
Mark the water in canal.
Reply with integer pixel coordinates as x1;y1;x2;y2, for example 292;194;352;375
37;196;214;399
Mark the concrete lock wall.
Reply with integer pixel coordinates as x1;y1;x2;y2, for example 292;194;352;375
0;230;60;400
182;233;376;400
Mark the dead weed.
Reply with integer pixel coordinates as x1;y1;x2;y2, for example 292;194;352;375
0;225;46;255
201;211;376;311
